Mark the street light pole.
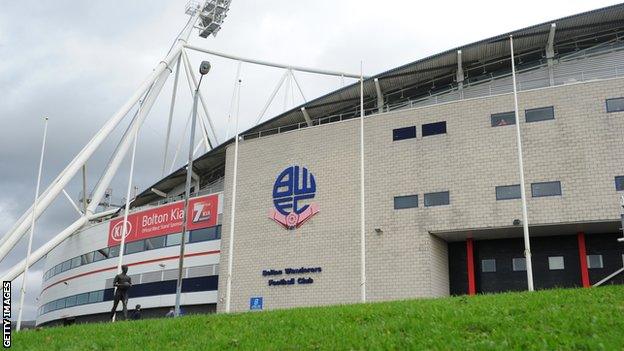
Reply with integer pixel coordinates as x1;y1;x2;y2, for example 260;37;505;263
174;60;211;317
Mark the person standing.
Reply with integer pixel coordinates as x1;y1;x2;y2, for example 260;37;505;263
110;265;132;321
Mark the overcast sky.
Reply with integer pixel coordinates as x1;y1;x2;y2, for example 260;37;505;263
1;0;620;321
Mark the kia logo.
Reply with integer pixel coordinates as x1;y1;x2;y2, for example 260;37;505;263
110;220;132;242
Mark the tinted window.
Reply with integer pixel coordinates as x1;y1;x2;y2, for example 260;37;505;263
93;248;109;262
491;112;515;127
70;256;82;269
525;106;554;122
392;126;417;141
190;227;219;243
606;98;624;113
61;260;71;272
56;299;66;310
531;181;561;197
145;236;166;250
482;259;496;273
496;184;521;200
66;295;77;308
512;257;526;271
424;191;450;207
54;264;62;275
166;233;182;247
109;245;120;258
76;293;89;305
393;195;418;209
88;290;103;303
615;176;624;191
422;121;446;136
124;240;145;255
81;252;94;265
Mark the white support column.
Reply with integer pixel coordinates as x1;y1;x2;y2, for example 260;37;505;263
359;62;366;303
456;50;465;99
181;52;212;150
169;109;194;174
290;70;306;103
163;56;182;177
546;23;557;86
16;117;48;332
510;35;535;292
255;70;288;125
300;107;313;127
62;189;83;216
373;78;383;114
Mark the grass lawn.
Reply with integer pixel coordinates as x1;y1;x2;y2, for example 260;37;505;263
13;285;624;350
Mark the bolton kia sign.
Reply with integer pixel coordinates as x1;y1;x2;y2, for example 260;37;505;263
108;194;218;246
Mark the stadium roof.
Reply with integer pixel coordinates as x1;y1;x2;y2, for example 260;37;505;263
132;3;624;208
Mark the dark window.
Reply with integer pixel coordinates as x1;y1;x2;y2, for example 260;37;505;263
70;256;81;269
56;299;66;310
393;195;418;209
76;293;89;306
491;112;515;127
190;227;219;243
392;126;417;141
422;121;446;136
531;181;561;197
615;176;624;191
81;252;94;265
66;295;77;308
145;236;166;250
525;106;554;122
54;264;62;275
88;290;103;303
424;191;450;207
93;248;109;262
166;233;182;247
61;260;71;272
606;98;624;113
482;259;496;273
124;240;145;255
108;245;120;258
512;258;526;271
496;184;521;200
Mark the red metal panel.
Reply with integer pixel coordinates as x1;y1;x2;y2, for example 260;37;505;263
577;232;590;288
466;238;476;295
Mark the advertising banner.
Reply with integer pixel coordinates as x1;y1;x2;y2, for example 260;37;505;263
107;194;218;247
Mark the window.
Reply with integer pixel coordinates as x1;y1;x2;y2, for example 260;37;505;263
512;257;526;271
88;290;104;304
531;181;561;197
124;240;145;255
615;176;624;191
70;256;81;269
54;264;62;275
424;191;450;207
392;126;416;141
606;97;624;113
525;106;554;122
61;260;71;272
93;248;109;262
190;227;219;243
587;255;604;269
108;245;120;258
81;252;94;265
481;259;496;273
76;293;89;306
422;121;446;136
56;299;66;310
393;195;418;209
548;256;565;270
491;112;515;127
166;233;182;247
496;185;521;200
145;236;166;250
66;295;77;308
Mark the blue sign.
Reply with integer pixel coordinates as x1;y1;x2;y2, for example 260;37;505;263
250;297;263;310
269;166;320;229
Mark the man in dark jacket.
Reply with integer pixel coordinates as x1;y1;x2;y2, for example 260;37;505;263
110;265;132;321
131;304;142;320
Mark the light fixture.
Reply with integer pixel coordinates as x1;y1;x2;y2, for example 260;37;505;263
374;228;383;234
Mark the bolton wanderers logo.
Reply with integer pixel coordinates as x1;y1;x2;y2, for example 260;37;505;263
269;165;319;229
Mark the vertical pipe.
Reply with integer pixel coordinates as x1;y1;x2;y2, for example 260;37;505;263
466;238;476;295
174;75;203;317
359;62;366;303
225;77;242;313
163;56;182;177
510;35;534;292
16;117;48;332
112;128;139;322
82;164;87;213
577;232;590;288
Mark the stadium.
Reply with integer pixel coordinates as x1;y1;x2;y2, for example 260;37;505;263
5;3;624;327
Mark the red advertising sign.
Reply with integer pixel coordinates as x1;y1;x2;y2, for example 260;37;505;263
107;194;218;247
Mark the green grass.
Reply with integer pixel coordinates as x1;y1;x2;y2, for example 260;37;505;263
13;285;624;350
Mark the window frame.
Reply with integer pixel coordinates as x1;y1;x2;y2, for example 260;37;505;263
512;257;527;271
491;111;516;127
393;195;419;210
422;121;447;137
531;181;562;198
586;254;604;269
481;259;496;273
615;176;624;191
424;191;450;207
392;126;417;141
606;97;624;113
548;256;565;270
525;106;554;123
495;184;521;200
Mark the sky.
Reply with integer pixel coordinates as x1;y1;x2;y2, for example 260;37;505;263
1;0;621;321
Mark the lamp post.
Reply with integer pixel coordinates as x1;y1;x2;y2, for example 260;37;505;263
174;60;211;317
